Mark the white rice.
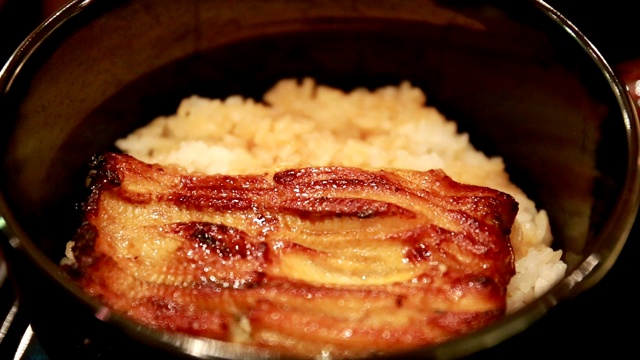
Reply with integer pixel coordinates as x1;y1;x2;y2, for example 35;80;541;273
115;77;566;312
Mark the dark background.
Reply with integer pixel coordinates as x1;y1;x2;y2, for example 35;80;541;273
1;0;639;359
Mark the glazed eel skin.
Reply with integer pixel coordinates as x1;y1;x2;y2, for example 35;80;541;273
64;152;518;358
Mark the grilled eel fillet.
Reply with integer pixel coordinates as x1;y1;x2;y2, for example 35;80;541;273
65;152;518;358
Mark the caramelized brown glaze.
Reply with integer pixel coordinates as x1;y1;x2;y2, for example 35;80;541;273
66;152;518;358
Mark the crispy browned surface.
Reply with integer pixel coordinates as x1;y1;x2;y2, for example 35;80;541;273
67;152;517;358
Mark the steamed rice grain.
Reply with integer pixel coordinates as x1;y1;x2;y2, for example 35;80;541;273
116;78;566;312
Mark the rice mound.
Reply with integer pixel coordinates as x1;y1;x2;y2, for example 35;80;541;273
116;77;566;312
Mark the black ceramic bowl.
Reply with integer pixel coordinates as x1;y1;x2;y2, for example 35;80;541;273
1;0;638;359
